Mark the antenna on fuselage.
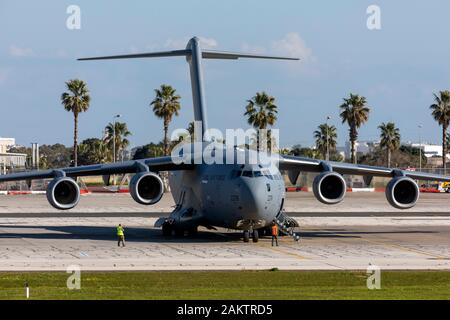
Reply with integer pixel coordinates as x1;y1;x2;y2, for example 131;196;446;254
78;37;299;142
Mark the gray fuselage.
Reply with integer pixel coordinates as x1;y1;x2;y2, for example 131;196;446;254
167;144;285;231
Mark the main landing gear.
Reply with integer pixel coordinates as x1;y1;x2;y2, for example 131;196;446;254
243;229;259;243
162;222;172;236
162;222;198;237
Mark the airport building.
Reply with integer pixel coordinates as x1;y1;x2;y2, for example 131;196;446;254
0;137;27;174
339;141;449;161
408;142;448;159
339;141;379;160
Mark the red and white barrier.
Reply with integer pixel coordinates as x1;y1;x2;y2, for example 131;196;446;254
348;188;375;193
1;189;90;195
285;187;379;193
286;187;442;193
5;191;45;195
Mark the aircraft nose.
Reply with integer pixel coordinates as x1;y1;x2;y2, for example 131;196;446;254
238;179;268;220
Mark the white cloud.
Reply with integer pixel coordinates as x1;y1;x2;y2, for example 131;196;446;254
164;36;218;50
9;45;34;57
239;33;317;75
128;37;218;53
272;32;314;62
197;37;218;49
240;33;315;62
164;38;186;49
240;42;266;55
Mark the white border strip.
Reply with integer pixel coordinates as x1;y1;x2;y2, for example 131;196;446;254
351;188;375;192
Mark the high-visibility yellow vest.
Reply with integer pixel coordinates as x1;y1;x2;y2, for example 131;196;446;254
117;226;124;236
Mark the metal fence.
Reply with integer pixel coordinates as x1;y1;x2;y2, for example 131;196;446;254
414;167;450;176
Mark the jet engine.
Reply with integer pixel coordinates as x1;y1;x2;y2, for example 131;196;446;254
46;177;80;210
313;171;347;205
385;176;419;209
129;172;164;205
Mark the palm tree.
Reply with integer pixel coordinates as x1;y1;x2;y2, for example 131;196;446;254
446;132;450;153
150;85;181;155
339;93;371;164
104;122;132;162
91;140;110;163
133;143;165;159
244;92;278;151
430;90;450;172
78;138;111;165
61;79;91;166
177;122;197;143
314;123;337;160
378;122;401;168
187;121;195;136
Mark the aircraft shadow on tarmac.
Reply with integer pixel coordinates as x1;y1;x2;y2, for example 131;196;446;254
0;212;169;218
0;225;244;243
0;225;439;243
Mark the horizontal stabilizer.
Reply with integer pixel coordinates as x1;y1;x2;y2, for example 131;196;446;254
202;50;299;61
78;49;190;61
78;49;299;62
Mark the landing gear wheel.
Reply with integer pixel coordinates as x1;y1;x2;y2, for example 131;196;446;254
162;222;172;236
243;230;250;243
187;227;198;236
174;229;185;237
252;230;259;243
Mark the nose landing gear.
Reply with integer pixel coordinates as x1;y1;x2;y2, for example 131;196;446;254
252;229;259;243
242;229;259;243
162;222;173;236
162;221;199;237
243;230;250;242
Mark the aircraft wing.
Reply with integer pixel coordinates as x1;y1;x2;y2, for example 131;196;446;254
0;156;193;183
278;155;450;182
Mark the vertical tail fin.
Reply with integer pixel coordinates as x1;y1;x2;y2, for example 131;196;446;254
79;37;299;142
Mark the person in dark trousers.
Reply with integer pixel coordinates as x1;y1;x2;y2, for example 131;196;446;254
117;224;125;247
271;222;279;246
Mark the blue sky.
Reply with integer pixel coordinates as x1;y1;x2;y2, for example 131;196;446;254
1;0;450;149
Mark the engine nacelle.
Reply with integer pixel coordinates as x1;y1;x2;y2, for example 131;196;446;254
385;176;419;209
129;172;164;205
313;171;346;205
46;177;80;210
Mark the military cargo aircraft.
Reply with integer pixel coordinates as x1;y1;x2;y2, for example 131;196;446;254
2;37;450;243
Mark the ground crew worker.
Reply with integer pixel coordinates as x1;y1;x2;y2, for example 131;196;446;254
271;222;279;247
117;224;125;247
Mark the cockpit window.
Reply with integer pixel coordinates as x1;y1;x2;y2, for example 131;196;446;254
237;169;279;179
241;170;264;178
242;171;253;177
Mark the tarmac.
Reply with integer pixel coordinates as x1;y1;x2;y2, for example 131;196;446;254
0;192;450;271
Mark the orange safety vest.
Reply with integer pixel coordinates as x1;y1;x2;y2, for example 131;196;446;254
271;225;278;236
